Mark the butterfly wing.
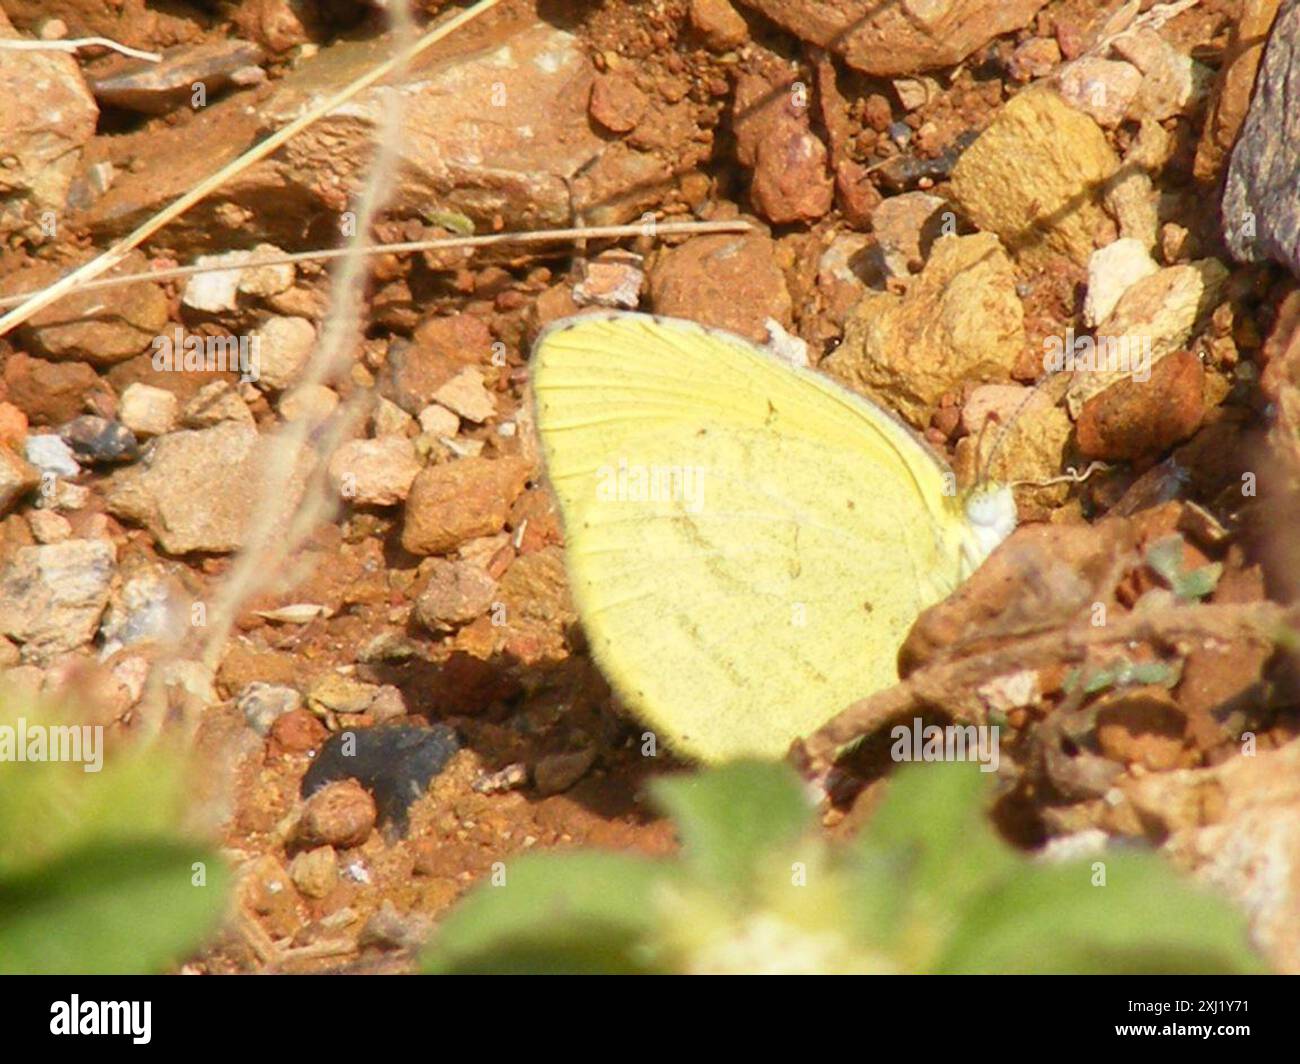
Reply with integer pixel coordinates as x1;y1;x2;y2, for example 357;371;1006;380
532;312;969;762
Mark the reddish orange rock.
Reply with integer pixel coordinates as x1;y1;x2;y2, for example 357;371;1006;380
1076;350;1205;461
296;779;376;849
401;456;532;555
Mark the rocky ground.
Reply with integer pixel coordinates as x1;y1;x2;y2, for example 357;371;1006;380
0;0;1298;973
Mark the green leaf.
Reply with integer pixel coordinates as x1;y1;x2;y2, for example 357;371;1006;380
1144;534;1222;601
0;839;229;974
422;851;667;974
936;851;1263;974
649;760;811;891
847;763;1017;965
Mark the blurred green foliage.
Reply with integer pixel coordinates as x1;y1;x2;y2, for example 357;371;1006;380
422;761;1263;974
0;694;230;974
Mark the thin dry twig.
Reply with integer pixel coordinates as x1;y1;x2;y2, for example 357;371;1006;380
796;599;1294;778
0;0;508;338
0;220;754;309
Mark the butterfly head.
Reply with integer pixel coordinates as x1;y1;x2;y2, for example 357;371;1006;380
959;483;1017;576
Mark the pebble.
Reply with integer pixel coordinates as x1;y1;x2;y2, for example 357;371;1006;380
278;384;339;425
182;381;254;427
358;900;431;951
432;368;496;424
288;846;338;900
251;315;316;391
27;509;71;544
0;447;39;516
1056;57;1143;128
417;404;460;438
306;673;380;716
415;558;498;631
24;434;80;478
1084;238;1160;327
237;682;303;735
118;383;179;437
301;722;461;835
401;455;532;556
296;779;376;849
328;436;421;506
951;89;1118;267
59;415;139;463
534;748;597;796
0;540;116;662
268;708;329;756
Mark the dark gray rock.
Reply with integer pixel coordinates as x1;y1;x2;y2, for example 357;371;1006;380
1222;0;1300;275
301;722;460;837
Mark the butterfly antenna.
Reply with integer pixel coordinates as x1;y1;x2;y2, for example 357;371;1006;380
979;369;1065;486
1009;461;1111;489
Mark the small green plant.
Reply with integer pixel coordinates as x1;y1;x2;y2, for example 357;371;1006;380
422;761;1262;974
1145;534;1223;601
0;694;231;973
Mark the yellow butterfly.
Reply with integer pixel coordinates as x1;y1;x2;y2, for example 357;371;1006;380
532;312;1016;763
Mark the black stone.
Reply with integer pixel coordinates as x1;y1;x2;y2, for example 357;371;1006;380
301;722;460;836
59;415;139;463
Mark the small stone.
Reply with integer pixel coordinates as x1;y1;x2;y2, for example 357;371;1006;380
415;558;498;631
893;76;939;111
402;456;532;555
1075;349;1204;461
27;509;71;544
1113;29;1210;122
0;402;29;448
301;722;461;835
1096;687;1188;770
367;685;407;723
236;243;295;298
647;233;792;343
1222;1;1300;275
181;251;253;313
0;540;115;662
59;415;139;463
588;73;647;134
328;436;421;506
296;780;376;849
950;88;1119;267
359;900;431;951
182;381;254;427
118;383;178;437
307;673;380;716
1069;259;1229;412
98;565;182;654
2;354;103;426
268;708;329;755
1008;37;1061;82
237;682;303;735
372;396;415;437
1084;238;1160;327
688;0;749;50
574;251;644;309
288;845;338;900
867;191;948;279
534;747;597;796
824;233;1025;426
251;315;316;391
417;404;459;438
24;435;80;478
431;368;496;424
0;446;39;515
278;384;338;424
1056;57;1143;128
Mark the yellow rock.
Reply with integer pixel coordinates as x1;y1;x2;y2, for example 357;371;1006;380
823;232;1025;427
950;89;1119;268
